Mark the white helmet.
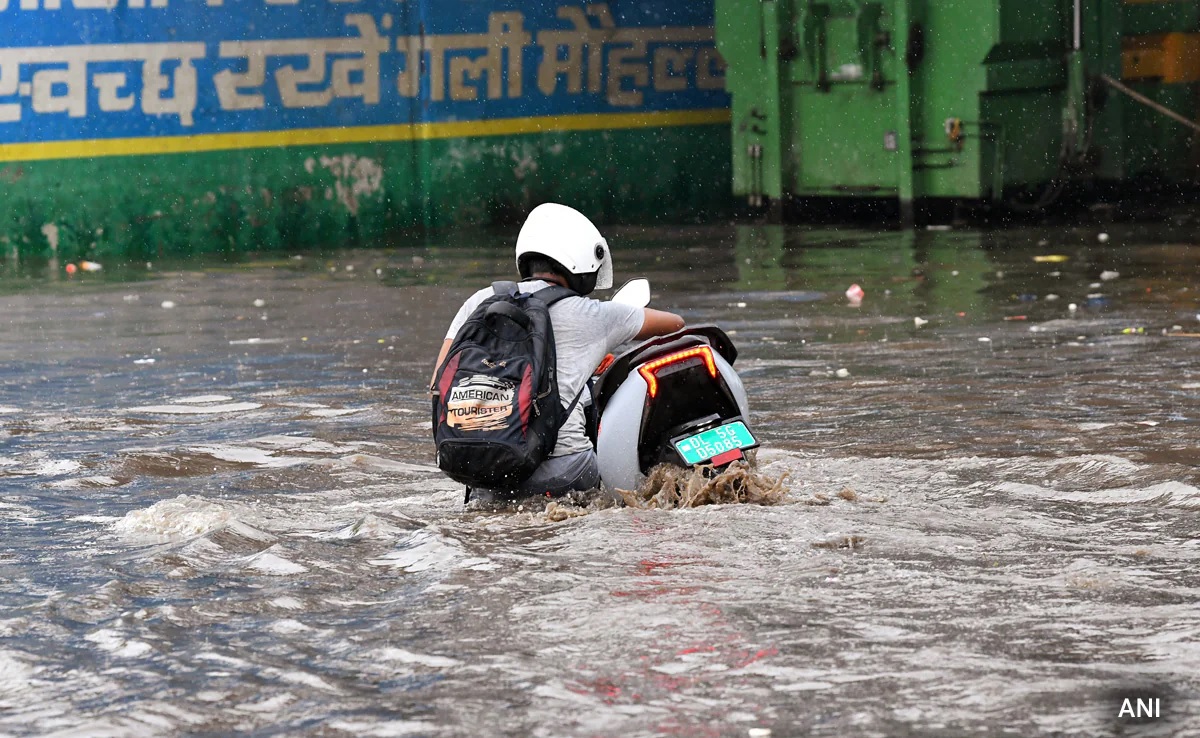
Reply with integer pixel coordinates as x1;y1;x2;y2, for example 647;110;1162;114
515;203;613;295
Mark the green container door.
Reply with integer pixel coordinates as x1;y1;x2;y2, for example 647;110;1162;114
719;0;1200;220
790;2;906;198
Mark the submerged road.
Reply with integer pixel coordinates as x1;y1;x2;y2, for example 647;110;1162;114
0;223;1197;737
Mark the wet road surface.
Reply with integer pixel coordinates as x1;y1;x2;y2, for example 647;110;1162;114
0;222;1198;737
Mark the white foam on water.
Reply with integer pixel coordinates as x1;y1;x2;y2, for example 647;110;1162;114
195;651;251;669
123;402;262;415
84;629;154;658
279;670;338;692
772;681;835;692
325;719;440;737
269;619;311;634
0;406;20;415
171;395;233;404
0;651;33;694
112;495;232;543
270;597;305;611
244;549;308;575
316;514;405;541
374;648;461;668
189;444;307;468
251;435;363;454
32;459;82;476
229;337;289;345
69;515;122;524
47;476;123;490
235;693;295;714
339;454;440;475
997;480;1200;507
367;529;486;573
307;408;365;417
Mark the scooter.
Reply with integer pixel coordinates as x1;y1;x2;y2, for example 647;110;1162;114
591;279;758;494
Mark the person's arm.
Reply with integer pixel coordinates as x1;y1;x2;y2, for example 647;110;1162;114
635;307;684;340
430;338;453;392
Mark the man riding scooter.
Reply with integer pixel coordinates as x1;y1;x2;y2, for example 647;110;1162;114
431;203;684;500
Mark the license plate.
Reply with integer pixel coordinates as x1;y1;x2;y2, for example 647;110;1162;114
673;420;758;465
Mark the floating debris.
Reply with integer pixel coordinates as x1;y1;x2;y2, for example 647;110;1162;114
811;535;866;550
615;456;789;509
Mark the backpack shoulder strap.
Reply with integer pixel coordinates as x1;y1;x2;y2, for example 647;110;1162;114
528;283;586;416
491;280;519;297
530;284;578;307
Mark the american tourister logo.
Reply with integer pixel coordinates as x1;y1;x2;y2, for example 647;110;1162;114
446;375;515;431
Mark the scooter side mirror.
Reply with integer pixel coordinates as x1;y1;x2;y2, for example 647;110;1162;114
611;278;651;307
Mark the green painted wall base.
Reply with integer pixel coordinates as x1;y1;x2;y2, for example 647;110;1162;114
0;124;732;263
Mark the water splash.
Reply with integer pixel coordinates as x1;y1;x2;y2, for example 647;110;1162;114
615;455;790;509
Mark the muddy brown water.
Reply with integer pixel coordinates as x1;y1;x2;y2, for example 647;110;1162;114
0;223;1198;737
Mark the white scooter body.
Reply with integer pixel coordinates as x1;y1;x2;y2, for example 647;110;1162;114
593;280;756;494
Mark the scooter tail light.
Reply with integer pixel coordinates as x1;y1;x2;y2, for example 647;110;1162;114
638;346;718;398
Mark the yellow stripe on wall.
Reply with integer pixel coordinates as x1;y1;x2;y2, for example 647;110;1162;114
0;108;731;163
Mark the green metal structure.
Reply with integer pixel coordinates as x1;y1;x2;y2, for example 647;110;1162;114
715;0;1200;221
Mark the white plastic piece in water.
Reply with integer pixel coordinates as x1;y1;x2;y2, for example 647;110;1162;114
1098;232;1110;243
1045;294;1059;301
978;337;992;342
1100;270;1120;281
749;730;773;738
1068;303;1078;312
835;368;851;378
736;302;747;308
913;317;928;328
253;298;266;308
161;301;176;309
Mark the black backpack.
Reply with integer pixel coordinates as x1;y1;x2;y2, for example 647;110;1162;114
431;281;584;492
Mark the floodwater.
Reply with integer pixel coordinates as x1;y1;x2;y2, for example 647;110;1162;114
1;221;1198;737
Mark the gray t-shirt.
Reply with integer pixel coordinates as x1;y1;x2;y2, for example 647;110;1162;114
444;280;645;457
